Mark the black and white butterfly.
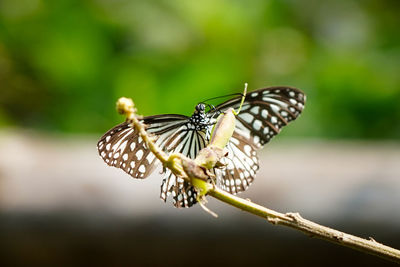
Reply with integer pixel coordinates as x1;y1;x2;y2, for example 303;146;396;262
97;86;305;208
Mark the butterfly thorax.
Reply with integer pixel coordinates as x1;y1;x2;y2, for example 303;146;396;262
189;103;209;131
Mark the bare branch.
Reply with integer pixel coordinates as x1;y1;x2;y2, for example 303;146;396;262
208;187;400;263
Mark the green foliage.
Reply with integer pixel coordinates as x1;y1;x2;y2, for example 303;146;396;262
0;0;399;138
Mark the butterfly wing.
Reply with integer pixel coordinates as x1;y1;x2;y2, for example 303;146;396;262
97;114;208;208
214;131;259;194
97;115;189;179
210;86;306;194
159;127;209;208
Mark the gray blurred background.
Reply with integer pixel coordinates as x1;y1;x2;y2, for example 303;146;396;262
0;0;399;266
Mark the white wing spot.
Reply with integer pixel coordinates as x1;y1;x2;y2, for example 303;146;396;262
281;111;288;117
263;127;269;134
289;91;295;97
253;135;260;144
270;104;280;113
130;161;135;168
271;116;278;124
136;150;144;160
244;145;252;156
250;106;260;115
113;152;120;159
106;144;111;151
253;120;262;131
122;153;128;161
261;109;268;119
251;92;258;97
139;165;146;173
230;137;239;145
105;136;111;142
130;142;136;151
240;113;254;123
289;99;297;105
119;140;128;151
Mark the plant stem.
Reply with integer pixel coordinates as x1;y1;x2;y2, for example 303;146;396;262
208;186;400;263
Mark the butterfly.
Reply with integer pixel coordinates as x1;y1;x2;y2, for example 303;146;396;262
97;86;305;208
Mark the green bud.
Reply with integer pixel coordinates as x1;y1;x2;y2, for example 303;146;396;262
209;108;236;149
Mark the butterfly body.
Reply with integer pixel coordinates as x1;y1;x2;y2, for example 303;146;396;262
98;86;305;208
188;103;210;131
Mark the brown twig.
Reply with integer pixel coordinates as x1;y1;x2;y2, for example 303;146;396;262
208;186;400;263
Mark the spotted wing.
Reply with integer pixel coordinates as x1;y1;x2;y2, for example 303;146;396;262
97;115;189;179
97;114;208;208
158;127;209;208
210;86;306;194
214;132;259;194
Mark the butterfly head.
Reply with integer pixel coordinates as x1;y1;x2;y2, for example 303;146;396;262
195;103;206;114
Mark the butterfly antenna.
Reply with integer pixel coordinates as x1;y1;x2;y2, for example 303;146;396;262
201;93;243;103
234;83;248;115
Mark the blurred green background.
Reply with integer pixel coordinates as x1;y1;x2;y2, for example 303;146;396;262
1;1;400;267
1;0;399;139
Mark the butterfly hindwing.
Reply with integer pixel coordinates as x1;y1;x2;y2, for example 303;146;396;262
160;171;198;208
215;131;259;194
159;128;208;207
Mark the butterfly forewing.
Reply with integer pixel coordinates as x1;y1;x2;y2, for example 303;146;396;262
97;115;188;179
210;86;305;195
97;122;158;178
97;113;206;208
213;86;305;146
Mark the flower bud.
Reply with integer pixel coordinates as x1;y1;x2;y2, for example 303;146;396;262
116;97;134;115
209;108;236;149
